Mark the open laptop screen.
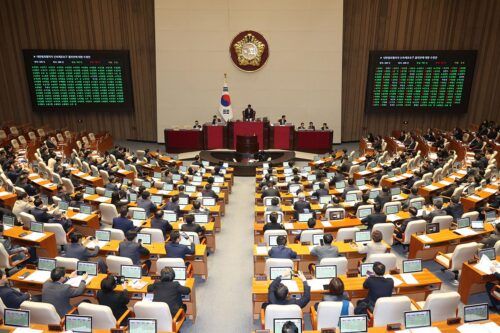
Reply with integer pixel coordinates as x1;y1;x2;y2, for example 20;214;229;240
77;261;98;276
404;310;431;329
315;265;337;279
339;315;368;333
402;259;422;273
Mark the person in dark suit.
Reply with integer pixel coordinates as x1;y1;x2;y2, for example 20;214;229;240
268;236;297;259
353;193;370;211
211;115;218;125
308;122;315;130
343;177;359;198
282;321;299;333
312;182;329;199
293;193;311;215
69;193;85;209
30;198;52;223
201;184;219;200
163;195;181;214
297;122;306;130
445;195;464;220
147;267;191;316
112;208;136;235
354;262;394;315
263;212;285;232
480;223;500;248
136;191;156;215
265;270;310;309
321;123;329;130
362;204;387;230
261;182;281;199
375;187;391;208
150;209;173;239
243;104;255;121
278;115;287;125
266;197;282;212
48;210;72;232
192;120;202;129
119;231;151;271
395;207;420;238
181;214;205;237
0;270;30;308
165;231;195;259
65;232;107;273
425;199;447;222
97;275;130;320
42;267;87;317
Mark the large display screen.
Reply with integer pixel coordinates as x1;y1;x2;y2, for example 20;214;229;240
365;50;476;113
23;50;133;112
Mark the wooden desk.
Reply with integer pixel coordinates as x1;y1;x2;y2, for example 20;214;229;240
3;226;57;257
380;172;414;188
28;174;57;194
254;204;323;221
251;269;441;317
180;204;222;231
0;188;16;208
418;171;468;198
66;209;100;236
461;184;499;212
458;257;499;304
408;224;494;260
70;170;104;187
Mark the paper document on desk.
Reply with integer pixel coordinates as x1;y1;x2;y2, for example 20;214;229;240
256;246;269;255
474;255;495;275
32;178;45;184
439;180;452;186
95;196;109;202
322;221;332;227
12;328;44;333
25;270;51;283
84;176;97;181
71;213;90;220
284;223;294;230
387;214;400;222
469;195;483;201
409;327;442;333
132;219;145;227
418;235;433;243
131;280;147;290
0;191;11;196
400;273;419;285
65;276;94;287
358;170;370;175
454;228;477;236
307;279;330;291
155;190;169;195
281;280;299;292
23;232;45;241
483;188;497;194
458;322;499;333
425;185;439;191
384;274;403;287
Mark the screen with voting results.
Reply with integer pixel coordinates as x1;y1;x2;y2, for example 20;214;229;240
129;319;157;333
315;265;337;279
172;266;186;281
339;315;368;333
403;259;422;273
360;263;374;277
121;265;142;279
136;233;151;244
4;309;29;327
65;315;92;333
355;231;371;243
38;258;56;271
464;304;489;322
405;310;431;329
77;261;97;276
269;267;292;280
96;230;110;242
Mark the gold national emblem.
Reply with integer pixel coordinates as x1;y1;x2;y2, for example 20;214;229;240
233;33;266;67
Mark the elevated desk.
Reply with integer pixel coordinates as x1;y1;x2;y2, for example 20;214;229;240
270;124;294;150
203;124;227;150
3;226;57;258
294;130;332;153
228;120;270;150
236;135;259;153
164;128;204;153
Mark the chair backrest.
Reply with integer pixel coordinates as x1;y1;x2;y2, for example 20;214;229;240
432;215;453;230
156;258;186;274
365;253;397;271
136;150;146;159
450;242;478;271
0;243;12;269
372;223;395;245
134;301;173;332
422;291;460;322
373;296;411;326
264;211;284;224
88;133;96;141
299;230;323;244
264;304;302;330
20;301;61;324
317;301;354;329
107;228;125;241
9;127;18;136
19;212;36;227
412;180;425;190
461;211;479;221
78;302;116;329
91;165;99;177
348;165;360;177
264;230;288;246
99;170;110;184
403;220;427;244
409;197;425;208
43;223;67;246
10;139;19;149
55;256;79;271
61;177;75;194
265;258;294;277
0;130;6;140
141;228;165;243
99;203;119;225
319;257;348;275
18;135;27;145
95;187;106;196
106;255;133;274
37;128;46;137
336;227;360;242
117;159;126;170
56;133;64;142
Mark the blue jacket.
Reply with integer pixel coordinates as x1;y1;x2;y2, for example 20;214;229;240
0;285;29;308
112;217;135;235
165;242;195;259
268;245;297;259
31;207;52;223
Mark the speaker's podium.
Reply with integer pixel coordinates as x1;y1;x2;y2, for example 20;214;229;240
227;119;270;150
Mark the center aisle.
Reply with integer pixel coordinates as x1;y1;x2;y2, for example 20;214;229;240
183;177;255;333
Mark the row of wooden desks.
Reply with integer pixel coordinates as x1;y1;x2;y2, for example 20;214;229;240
458;257;500;304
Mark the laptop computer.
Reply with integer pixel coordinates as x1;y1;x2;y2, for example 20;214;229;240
141;181;152;189
178;197;189;205
355;230;371;245
369;190;380;199
163;183;174;191
336;181;346;190
338;315;368;333
319;195;332;205
30;221;44;233
151;195;162;205
185;185;196;193
93;230;111;248
2;215;15;229
192;176;203;183
4;309;30;328
80;204;92;215
457;217;471;229
355;179;365;187
58;200;69;212
77;261;98;280
153;172;162;179
478;248;496;261
360;263;374;277
402;259;422;274
289;184;301;194
273;318;302;333
120;265;142;280
202;197;216;206
312;233;324;246
485;210;497;222
345;193;358;202
163;211;177;222
136;233;152;245
357;207;373;219
404;310;431;329
129;192;138;202
298;213;314;222
172;266;187;285
410;200;423;210
385;204;399;215
38;257;56;272
128;319;157;333
315;265;337;280
464;303;489;323
104;190;113;198
471;220;485;230
65;314;92;333
194;213;209;224
269;267;292;280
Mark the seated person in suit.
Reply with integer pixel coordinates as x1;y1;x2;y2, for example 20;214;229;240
136;191;157;215
48;210;72;232
165;230;195;259
486;272;500;312
297;122;306;130
358;230;387;259
361;204;386;230
314;277;350;311
112;207;136;235
16;175;37;196
163;195;181;214
119;231;151;272
243;104;256;121
201;184;219;200
189;200;210;218
181;214;205;237
69;193;85;210
308;122;315;130
375;187;391;207
264;270;310;309
268;235;297;259
395;207;420;239
263;212;285;232
0;269;30;308
293;193;311;219
312;182;329;199
0;225;33;263
480;223;500;248
294;217;318;242
211;115;218;125
12;192;33;219
445;195;464;220
193;120;202;129
321;123;329;130
65;232;107;272
278;115;287;125
147;267;191;316
343;177;359;198
177;185;190;199
266;197;282;212
150;209;173;239
424;199;446;221
97;275;130;320
30;198;53;223
354;262;394;315
42;267;87;317
261;181;281;198
111;191;128;210
353;193;370;211
310;233;339;261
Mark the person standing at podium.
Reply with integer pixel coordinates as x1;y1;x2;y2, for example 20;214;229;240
243;104;256;121
278;115;287;125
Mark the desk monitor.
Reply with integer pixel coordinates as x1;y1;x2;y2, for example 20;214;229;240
319;195;332;205
129;192;138;202
360;263;374;277
141;181;152;189
40;195;49;206
457;217;471;229
479;248;496;261
4;309;30;327
369;190;380;199
329;210;345;220
302;166;312;172
307;174;316;181
402;259;422;273
358;207;373;219
213;175;224;184
132;210;147;220
404;310;431;329
121;265;142;280
65;314;92;333
201;161;209;167
355;179;365;186
172;266;186;281
192;176;203;182
471;220;484;230
269;267;292;280
387;171;395;178
172;174;182;182
345;193;358;202
163;183;174;191
212;186;221;194
289;184;300;194
358;165;366;172
178;166;187;173
312;183;320;191
128;319;157;333
401;165;407;173
85;186;95;195
385;204;399;215
284;176;293;183
194;213;209;224
464;303;489;322
410;200;423;210
80;204;92;215
390;187;401;196
327;172;335;179
104;189;113;198
268;235;279;247
95;230;111;242
426;223;440;234
2;214;15;227
339;315;368;333
185;185;196;193
202;197;216;206
283;162;290;167
164;211;177;222
38;257;56;271
312;234;324;246
298;213;313;222
355;231;371;243
77;261;98;276
30;221;44;233
336;181;346;189
153;172;162;179
151;195;162;205
315;265;337;279
58;201;69;211
136;233;152;245
485;210;496;222
273;318;302;333
178;197;189;205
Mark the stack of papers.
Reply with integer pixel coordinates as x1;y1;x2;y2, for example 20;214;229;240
32;178;45;184
95;197;109;202
425;185;439;191
387;214;400;222
439;180;452;186
281;280;299;292
457;170;467;175
12;328;44;333
131;280;147;290
454;228;477;236
256;246;269;255
397;327;442;333
283;223;294;230
483;188;497;194
457;321;499;333
469;195;483;201
0;191;11;196
25;270;51;282
473;255;497;275
322;221;332;227
71;213;90;220
307;279;330;291
384;274;403;287
75;171;85;176
418;235;433;243
65;275;94;287
23;232;45;241
400;273;419;285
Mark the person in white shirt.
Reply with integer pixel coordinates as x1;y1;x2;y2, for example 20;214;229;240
12;193;33;219
358;230;387;261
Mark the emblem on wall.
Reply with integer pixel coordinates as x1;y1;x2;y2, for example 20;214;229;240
230;31;269;72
